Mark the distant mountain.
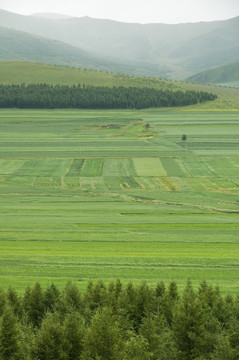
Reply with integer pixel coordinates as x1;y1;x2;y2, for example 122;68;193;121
186;61;239;85
0;26;109;69
0;26;163;77
31;13;74;20
0;9;239;79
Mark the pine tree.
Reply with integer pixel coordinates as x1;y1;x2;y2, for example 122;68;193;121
62;312;85;360
27;283;45;327
44;283;60;313
121;333;151;360
0;305;23;360
6;287;21;316
155;281;166;298
34;312;66;360
140;314;178;360
0;289;6;316
62;281;82;313
211;331;234;360
82;307;123;360
173;280;218;359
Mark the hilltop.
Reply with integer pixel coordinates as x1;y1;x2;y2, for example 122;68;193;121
0;61;171;87
186;61;239;87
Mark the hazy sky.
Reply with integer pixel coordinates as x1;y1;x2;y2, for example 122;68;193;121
0;0;239;24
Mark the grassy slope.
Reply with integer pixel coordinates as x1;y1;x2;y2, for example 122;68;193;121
0;61;175;86
0;61;239;109
186;61;239;86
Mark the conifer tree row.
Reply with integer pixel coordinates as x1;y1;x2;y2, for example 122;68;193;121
0;280;239;360
0;83;217;109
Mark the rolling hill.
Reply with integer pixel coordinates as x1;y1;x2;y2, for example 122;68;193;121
0;9;239;79
186;61;239;86
0;61;239;109
0;61;173;87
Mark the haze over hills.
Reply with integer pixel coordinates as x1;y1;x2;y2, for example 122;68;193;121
0;25;161;77
186;61;239;86
0;9;239;80
31;13;74;20
0;26;102;67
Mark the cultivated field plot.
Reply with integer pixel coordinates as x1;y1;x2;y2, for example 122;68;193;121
0;109;239;294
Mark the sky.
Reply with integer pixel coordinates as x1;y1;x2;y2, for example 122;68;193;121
0;0;239;24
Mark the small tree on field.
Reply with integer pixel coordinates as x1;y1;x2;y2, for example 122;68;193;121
182;134;187;150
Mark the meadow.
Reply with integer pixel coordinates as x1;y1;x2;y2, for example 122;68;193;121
0;108;239;294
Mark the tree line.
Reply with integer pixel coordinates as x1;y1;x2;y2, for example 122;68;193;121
0;83;217;109
0;279;239;360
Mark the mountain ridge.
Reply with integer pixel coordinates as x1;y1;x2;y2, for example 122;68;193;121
0;25;164;77
0;9;239;79
30;13;74;20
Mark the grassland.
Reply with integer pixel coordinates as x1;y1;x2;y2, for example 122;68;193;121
0;108;239;294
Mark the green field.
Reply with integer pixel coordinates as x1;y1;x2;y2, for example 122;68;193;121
0;108;239;294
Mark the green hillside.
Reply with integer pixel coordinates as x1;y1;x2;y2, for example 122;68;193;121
0;61;162;87
0;61;239;109
186;61;239;87
0;61;177;93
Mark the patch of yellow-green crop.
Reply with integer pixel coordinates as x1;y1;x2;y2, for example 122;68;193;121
133;158;167;176
103;159;136;177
